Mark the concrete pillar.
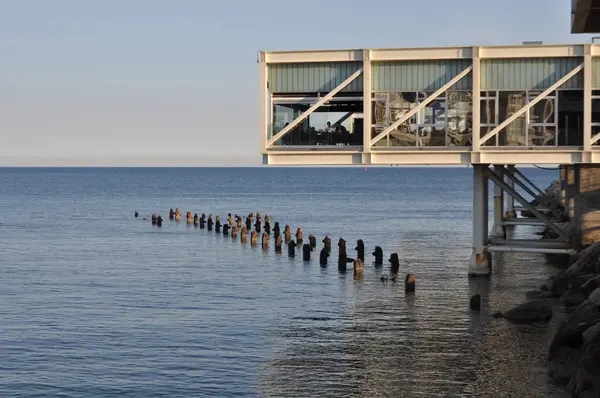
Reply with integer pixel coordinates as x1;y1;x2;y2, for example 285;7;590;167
469;164;491;277
578;165;600;247
492;165;506;238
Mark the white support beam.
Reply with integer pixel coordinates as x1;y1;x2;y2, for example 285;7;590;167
472;47;481;153
479;63;584;146
266;68;363;147
259;52;268;154
363;49;372;156
584;45;592;151
370;65;473;146
592;133;600;145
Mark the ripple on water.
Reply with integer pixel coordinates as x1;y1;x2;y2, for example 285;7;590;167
0;167;569;397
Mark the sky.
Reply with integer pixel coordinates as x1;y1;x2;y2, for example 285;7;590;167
0;0;596;166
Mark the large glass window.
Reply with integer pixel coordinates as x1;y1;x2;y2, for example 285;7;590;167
371;90;472;147
558;90;583;146
481;89;583;147
270;95;364;146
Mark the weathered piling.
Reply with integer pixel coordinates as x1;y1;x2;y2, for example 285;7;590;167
222;224;230;236
135;211;139;218
302;244;312;261
296;228;303;246
151;214;157;225
157;215;163;227
250;230;258;246
323;236;331;253
309;234;316;248
255;218;261;234
390;253;400;274
193;213;199;226
245;216;252;231
169;208;174;220
215;216;221;233
275;236;282;253
354;259;363;279
355;239;365;262
284;225;291;244
273;222;281;239
405;273;416;293
264;219;271;236
200;214;206;229
288;240;297;257
338;238;350;272
320;247;329;266
262;231;269;249
373;246;383;266
240;226;248;243
231;225;238;239
207;215;213;231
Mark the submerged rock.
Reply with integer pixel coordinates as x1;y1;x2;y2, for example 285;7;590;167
501;300;553;324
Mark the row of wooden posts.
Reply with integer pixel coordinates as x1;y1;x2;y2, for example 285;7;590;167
143;208;415;291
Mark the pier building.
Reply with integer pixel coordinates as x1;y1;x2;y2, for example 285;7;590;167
258;36;600;276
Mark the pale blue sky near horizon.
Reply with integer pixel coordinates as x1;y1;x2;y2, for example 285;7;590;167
0;0;595;166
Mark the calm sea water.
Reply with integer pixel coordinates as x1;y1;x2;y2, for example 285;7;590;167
0;167;569;397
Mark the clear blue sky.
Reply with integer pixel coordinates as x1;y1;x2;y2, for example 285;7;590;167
0;0;595;165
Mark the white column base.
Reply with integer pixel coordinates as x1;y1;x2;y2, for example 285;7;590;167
491;223;506;239
468;250;491;277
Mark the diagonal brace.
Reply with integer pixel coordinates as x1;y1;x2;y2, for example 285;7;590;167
503;165;561;219
370;65;473;146
266;68;363;147
479;63;584;146
499;166;542;201
507;165;545;197
592;133;600;145
484;167;570;241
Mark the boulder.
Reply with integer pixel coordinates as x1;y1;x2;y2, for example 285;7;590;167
566;242;600;279
583;322;600;345
582;275;600;299
543;272;570;296
571;274;600;290
501;300;553;324
561;288;586;308
566;333;600;397
549;288;600;360
548;346;584;384
526;290;560;300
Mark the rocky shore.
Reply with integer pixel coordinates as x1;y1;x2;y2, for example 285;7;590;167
493;181;600;397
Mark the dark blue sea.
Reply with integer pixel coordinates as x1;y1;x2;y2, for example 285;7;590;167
0;167;569;397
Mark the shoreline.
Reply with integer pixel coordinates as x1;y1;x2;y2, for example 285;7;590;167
493;182;600;397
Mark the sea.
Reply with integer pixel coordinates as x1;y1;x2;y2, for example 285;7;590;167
0;166;570;397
